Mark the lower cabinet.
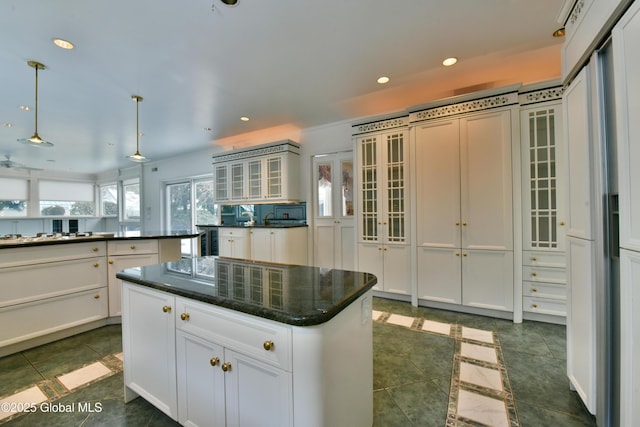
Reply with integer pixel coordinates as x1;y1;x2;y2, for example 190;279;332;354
358;243;411;295
249;227;308;265
218;228;250;259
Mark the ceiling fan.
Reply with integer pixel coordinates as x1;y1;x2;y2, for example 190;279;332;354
0;155;43;171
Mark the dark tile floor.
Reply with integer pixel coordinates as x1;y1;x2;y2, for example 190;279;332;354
0;298;596;426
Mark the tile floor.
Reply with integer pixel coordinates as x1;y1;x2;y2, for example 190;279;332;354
0;298;596;426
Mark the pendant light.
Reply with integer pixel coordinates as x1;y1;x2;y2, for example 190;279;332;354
18;61;54;147
127;95;149;162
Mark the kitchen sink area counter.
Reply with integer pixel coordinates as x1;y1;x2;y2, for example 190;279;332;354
119;256;376;426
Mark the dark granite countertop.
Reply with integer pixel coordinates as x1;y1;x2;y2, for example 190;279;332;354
197;224;308;228
0;231;200;249
116;256;377;326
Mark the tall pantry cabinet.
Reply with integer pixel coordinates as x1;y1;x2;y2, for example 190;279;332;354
412;104;515;312
354;118;411;296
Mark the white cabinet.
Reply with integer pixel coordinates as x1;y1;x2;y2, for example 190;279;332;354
212;140;301;204
122;283;178;420
218;228;250;259
0;242;108;354
413;110;514;311
355;124;411;295
566;236;596;414
520;100;567;319
619;249;640;427
249;227;308;265
107;239;182;317
176;296;293;427
312;152;356;270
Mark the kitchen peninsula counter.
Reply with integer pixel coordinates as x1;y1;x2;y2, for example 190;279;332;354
119;256;376;426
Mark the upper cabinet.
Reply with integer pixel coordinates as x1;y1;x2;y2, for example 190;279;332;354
212;140;301;204
559;0;633;82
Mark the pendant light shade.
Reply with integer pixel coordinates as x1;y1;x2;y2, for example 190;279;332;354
17;61;54;148
127;95;149;163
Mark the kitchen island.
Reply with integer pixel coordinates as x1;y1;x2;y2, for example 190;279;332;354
0;231;198;356
118;256;376;427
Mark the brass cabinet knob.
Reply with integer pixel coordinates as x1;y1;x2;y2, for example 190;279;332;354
532;304;538;308
531;272;538;277
221;362;232;372
383;221;387;225
383;247;388;251
531;288;538;292
456;253;460;257
109;260;114;265
92;247;99;252
462;222;467;226
162;305;171;313
463;253;468;257
560;221;566;226
94;294;100;299
532;257;537;261
180;313;190;321
210;357;220;367
130;245;136;250
93;263;99;268
263;340;274;351
378;247;382;251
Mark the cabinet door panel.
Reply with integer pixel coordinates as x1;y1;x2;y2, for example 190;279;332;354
382;245;411;295
620;249;640;426
358;243;383;292
176;331;226;427
414;120;461;248
460;111;513;250
224;349;292;427
417;247;461;304
462;249;513;311
563;68;595;240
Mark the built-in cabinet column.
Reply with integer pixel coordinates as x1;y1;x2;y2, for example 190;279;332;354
519;97;567;320
354;119;411;296
413;109;514;312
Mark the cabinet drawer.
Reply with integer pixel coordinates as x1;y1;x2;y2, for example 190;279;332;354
0;287;108;348
175;297;291;370
523;296;566;317
523;265;566;284
108;240;158;255
218;228;248;239
1;257;107;307
523;281;566;300
0;242;106;268
523;251;566;268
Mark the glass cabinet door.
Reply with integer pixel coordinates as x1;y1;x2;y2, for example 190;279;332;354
384;132;406;244
214;164;228;202
527;108;559;248
340;160;354;217
248;159;262;199
359;135;378;242
266;157;282;199
230;162;245;201
317;161;333;217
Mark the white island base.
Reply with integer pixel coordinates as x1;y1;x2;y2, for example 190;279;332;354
122;282;373;427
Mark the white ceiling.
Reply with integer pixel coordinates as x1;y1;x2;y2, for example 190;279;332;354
0;0;564;175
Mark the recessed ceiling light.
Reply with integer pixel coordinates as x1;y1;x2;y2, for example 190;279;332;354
53;38;74;49
442;57;458;67
377;76;390;84
18;105;32;111
2;123;13;128
240;116;250;122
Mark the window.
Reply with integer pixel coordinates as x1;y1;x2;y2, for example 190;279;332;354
0;177;28;217
122;179;140;221
39;180;95;216
100;183;118;216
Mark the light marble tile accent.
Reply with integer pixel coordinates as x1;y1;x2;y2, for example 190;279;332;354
372;310;383;321
461;326;494;344
461;342;498;364
460;362;503;391
57;362;112;391
386;313;415;328
115;352;124;361
422;319;452;336
0;386;48;421
457;389;509;427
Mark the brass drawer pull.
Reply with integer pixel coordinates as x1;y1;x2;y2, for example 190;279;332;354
532;304;538;308
93;263;100;268
180;313;190;321
263;340;274;351
94;294;100;299
531;288;538;293
130;245;136;250
162;305;171;313
221;362;232;372
210;357;220;367
531;256;537;261
92;247;99;252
